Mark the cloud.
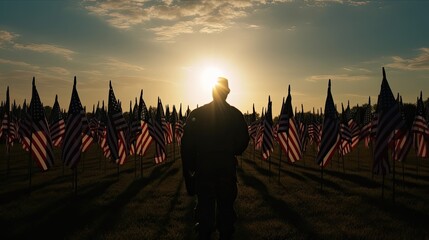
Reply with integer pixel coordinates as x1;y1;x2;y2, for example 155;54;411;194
46;67;71;76
0;30;19;46
306;0;369;7
0;58;40;70
386;48;429;71
82;0;295;41
0;29;76;60
99;57;145;72
307;74;370;82
13;43;75;60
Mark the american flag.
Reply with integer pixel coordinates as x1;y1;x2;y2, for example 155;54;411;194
373;68;403;175
29;78;54;171
297;104;308;153
81;108;94;153
350;105;361;150
1;86;11;151
174;104;184;146
50;95;65;147
392;97;412;162
360;97;372;148
62;77;84;168
107;81;129;165
248;104;258;143
262;96;273;160
277;86;302;162
18;99;31;152
412;91;429;158
128;99;140;155
135;90;153;156
164;105;173;144
339;103;352;156
152;97;166;164
98;102;111;158
316;80;339;167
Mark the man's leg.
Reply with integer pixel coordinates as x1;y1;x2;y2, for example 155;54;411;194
217;177;238;240
197;181;216;240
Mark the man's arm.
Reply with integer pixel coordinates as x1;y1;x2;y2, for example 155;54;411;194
180;112;197;195
233;109;250;155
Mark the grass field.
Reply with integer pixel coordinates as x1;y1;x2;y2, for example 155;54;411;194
1;142;428;240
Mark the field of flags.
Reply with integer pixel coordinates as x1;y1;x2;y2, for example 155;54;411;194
1;67;428;194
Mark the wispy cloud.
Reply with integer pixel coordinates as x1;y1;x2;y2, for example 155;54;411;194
82;0;296;41
386;48;429;71
307;74;370;82
0;29;76;60
0;30;19;46
14;43;75;60
46;67;71;76
0;58;40;70
306;0;369;7
99;57;145;72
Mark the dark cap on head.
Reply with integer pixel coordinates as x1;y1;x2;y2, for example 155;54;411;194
214;77;230;93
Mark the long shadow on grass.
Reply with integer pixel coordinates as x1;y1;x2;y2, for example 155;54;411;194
4;178;118;239
83;160;178;239
237;168;320;239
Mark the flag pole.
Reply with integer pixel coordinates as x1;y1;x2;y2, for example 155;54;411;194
6;142;10;176
356;143;360;172
73;166;78;196
117;163;120;180
320;165;324;191
28;139;33;192
382;174;385;200
392;153;396;203
140;155;143;177
402;161;405;188
134;149;137;178
28;127;34;192
278;145;282;183
268;155;271;181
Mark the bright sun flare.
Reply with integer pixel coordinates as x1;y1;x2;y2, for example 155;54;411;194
200;66;224;90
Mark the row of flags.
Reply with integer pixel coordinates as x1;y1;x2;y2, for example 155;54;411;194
246;68;429;176
1;68;429;175
0;77;189;172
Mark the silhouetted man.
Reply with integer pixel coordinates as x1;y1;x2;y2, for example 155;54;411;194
181;77;250;240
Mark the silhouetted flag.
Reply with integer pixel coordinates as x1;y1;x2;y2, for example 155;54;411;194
164;105;173;144
50;95;65;147
412;91;429;158
393;96;412;162
248;104;258;143
129;99;141;155
99;101;111;158
316;80;339;167
262;96;273;160
153;97;166;163
175;104;184;146
339;103;352;156
1;87;11;150
278;86;302;162
350;104;361;150
81;108;94;153
107;81;129;165
29;78;54;171
136;90;153;156
62;77;84;168
298;104;308;153
373;68;403;175
19;100;31;151
361;97;372;148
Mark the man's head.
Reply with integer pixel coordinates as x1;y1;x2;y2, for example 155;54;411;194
212;77;230;102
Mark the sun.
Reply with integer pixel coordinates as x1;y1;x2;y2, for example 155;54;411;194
200;66;225;91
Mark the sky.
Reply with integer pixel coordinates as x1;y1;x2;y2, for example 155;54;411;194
1;0;429;116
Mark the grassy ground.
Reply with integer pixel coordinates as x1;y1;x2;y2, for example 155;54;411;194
0;142;428;240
